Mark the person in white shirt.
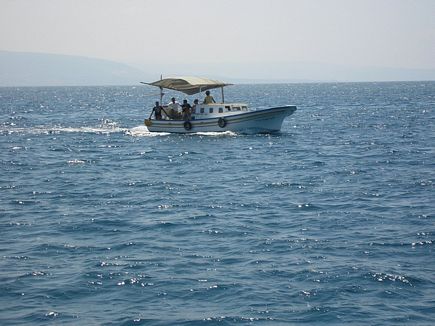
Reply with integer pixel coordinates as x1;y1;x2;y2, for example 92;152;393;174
167;97;181;119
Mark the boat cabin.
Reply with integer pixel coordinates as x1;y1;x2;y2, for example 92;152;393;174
191;103;249;120
158;102;249;120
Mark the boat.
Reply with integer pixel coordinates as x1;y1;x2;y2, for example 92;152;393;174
142;76;296;134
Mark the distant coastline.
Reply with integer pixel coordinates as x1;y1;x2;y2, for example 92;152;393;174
0;51;148;87
1;51;435;87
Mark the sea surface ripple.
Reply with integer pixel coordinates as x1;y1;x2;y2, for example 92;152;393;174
1;82;434;325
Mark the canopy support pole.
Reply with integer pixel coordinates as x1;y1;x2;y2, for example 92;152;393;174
159;75;163;104
221;87;225;103
159;87;163;105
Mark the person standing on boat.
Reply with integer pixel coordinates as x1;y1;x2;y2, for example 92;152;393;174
167;97;180;119
181;99;192;121
152;101;163;120
203;91;216;104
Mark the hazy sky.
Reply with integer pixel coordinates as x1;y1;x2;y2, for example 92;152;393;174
1;0;435;80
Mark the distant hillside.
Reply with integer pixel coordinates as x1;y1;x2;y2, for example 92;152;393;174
0;51;149;86
2;51;434;86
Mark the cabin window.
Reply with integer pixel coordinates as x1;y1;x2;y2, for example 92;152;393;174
242;106;247;111
209;108;213;113
234;106;241;111
200;107;205;113
225;106;231;111
218;107;223;113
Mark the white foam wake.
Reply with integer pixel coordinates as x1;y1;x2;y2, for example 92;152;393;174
1;126;128;135
125;126;238;137
126;126;171;137
2;125;238;137
193;131;237;136
1;119;128;135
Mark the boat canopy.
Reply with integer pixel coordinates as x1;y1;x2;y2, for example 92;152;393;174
142;76;232;95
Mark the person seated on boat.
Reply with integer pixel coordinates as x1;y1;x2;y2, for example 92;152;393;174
167;97;181;119
191;99;199;113
181;99;192;121
203;91;216;104
152;101;163;120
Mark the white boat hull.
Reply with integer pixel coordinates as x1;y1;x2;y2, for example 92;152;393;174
144;106;297;134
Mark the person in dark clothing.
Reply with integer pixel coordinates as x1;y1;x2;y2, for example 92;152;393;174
181;99;192;121
152;101;163;120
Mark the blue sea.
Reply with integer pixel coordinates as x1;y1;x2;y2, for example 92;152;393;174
1;82;434;325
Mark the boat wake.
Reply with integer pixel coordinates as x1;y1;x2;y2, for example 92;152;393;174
126;126;237;137
1;118;128;135
2;123;238;137
126;126;171;137
193;131;237;137
1;125;128;135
